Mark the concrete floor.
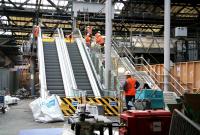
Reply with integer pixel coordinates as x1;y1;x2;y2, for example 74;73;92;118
0;99;120;135
0;99;64;135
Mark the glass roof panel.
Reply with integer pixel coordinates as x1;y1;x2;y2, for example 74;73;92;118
3;0;68;9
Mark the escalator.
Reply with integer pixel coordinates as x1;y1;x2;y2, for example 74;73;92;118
43;41;65;97
67;43;94;96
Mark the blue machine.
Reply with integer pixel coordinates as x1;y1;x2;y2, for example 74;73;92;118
135;89;164;109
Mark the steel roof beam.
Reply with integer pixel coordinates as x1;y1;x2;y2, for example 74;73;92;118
0;1;66;8
46;0;63;13
18;0;30;9
0;7;198;25
7;0;20;9
0;38;13;46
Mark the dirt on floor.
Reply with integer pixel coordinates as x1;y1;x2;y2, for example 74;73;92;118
0;99;120;135
0;99;65;135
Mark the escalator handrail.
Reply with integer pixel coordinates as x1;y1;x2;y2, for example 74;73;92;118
59;28;77;96
77;31;104;92
55;35;70;96
37;28;48;98
75;29;101;97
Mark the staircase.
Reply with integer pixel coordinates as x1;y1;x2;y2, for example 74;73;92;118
43;41;65;97
67;43;94;96
112;40;185;95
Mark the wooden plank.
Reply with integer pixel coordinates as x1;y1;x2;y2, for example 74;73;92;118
194;62;200;88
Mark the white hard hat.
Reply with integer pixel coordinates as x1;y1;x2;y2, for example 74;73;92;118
124;71;131;75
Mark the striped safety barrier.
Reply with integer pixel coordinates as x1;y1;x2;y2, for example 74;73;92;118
60;97;121;116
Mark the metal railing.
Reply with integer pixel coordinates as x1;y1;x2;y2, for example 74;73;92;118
37;27;48;98
169;109;200;135
112;40;185;96
89;41;128;95
112;40;160;89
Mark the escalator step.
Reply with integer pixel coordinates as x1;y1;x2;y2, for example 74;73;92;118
74;72;88;76
45;72;62;76
48;90;65;94
76;80;90;84
46;69;61;72
47;81;64;86
46;76;62;80
46;78;63;82
48;86;64;90
67;43;94;96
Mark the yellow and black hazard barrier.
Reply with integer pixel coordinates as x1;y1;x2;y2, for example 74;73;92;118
60;97;121;116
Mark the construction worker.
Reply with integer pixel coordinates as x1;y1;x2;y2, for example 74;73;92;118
65;33;73;43
33;25;39;40
95;31;101;41
95;31;105;53
86;26;93;35
123;71;140;110
85;33;91;47
31;25;39;53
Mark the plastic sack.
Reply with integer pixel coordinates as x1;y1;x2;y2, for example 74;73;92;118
29;95;64;123
5;95;20;105
29;97;44;122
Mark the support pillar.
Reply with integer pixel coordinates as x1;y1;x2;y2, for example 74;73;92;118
30;57;35;96
105;0;112;92
164;0;171;91
130;30;133;47
73;17;77;31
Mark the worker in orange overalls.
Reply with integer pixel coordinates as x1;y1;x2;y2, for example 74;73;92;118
85;33;91;47
32;25;39;53
96;31;105;53
33;25;39;40
95;31;101;41
123;71;140;110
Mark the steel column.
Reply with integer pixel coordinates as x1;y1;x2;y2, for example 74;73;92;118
164;0;171;91
105;0;112;91
30;57;35;96
73;17;77;31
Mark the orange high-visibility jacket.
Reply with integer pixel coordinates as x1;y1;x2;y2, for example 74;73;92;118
33;26;39;38
85;35;91;45
124;77;137;96
96;35;104;46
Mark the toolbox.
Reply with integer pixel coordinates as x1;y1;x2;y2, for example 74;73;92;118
120;110;171;135
135;89;164;109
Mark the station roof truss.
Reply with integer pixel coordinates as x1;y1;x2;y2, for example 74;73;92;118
0;0;199;64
